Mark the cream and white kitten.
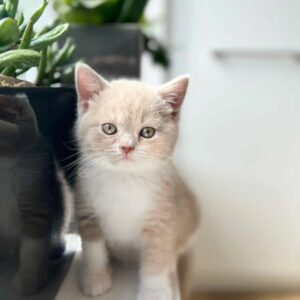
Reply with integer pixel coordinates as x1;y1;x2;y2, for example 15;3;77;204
74;63;199;300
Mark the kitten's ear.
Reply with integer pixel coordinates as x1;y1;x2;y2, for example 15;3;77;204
158;75;190;117
75;63;110;112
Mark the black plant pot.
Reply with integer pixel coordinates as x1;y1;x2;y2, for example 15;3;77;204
0;87;78;185
66;24;142;79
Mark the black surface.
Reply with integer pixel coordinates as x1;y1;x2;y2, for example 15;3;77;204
0;87;78;185
0;253;74;300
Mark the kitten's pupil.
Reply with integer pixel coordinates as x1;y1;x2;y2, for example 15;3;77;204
140;127;155;138
102;123;117;135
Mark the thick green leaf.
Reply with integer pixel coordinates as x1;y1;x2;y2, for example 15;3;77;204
60;0;122;25
0;17;19;47
30;0;48;23
5;0;18;18
55;38;75;65
30;24;69;49
144;33;170;68
0;49;40;70
18;0;48;49
117;0;149;22
0;45;10;53
17;12;24;26
0;4;7;19
64;0;79;6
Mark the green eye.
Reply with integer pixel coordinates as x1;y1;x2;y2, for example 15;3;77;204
102;123;117;135
140;127;156;138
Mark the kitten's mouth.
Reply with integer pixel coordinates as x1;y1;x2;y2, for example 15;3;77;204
121;155;133;161
118;150;136;161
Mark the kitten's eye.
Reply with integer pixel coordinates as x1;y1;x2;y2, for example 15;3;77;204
102;123;117;135
140;127;156;138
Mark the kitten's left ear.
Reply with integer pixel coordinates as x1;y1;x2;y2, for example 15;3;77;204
75;63;110;112
158;75;190;116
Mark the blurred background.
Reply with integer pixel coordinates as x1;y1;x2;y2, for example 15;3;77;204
10;0;300;298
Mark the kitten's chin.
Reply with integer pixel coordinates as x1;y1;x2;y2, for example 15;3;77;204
114;159;146;172
103;157;165;173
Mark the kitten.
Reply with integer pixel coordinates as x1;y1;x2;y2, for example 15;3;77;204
74;63;199;300
0;94;65;294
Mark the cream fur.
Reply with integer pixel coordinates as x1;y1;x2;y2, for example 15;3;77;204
74;63;199;300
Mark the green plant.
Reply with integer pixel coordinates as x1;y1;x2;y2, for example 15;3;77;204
53;0;170;68
0;0;75;86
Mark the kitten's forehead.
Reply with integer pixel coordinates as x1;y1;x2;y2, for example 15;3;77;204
93;79;165;123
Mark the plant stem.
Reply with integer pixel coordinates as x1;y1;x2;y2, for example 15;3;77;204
19;20;33;49
36;47;47;86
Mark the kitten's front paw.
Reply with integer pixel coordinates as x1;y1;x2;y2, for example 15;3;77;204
13;270;47;295
137;286;173;300
80;267;112;297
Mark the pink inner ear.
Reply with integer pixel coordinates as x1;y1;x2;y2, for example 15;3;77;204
169;92;185;111
75;63;110;112
76;80;97;111
77;79;99;101
76;66;101;100
158;75;189;115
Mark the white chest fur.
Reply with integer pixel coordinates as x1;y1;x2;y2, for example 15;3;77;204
83;169;158;248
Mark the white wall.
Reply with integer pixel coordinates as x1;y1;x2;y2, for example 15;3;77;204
141;0;168;85
168;0;300;292
19;0;56;29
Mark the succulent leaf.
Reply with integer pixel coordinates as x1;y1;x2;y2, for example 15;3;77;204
0;17;19;47
0;49;40;70
30;24;69;50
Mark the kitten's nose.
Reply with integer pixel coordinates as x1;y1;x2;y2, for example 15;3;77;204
120;145;135;155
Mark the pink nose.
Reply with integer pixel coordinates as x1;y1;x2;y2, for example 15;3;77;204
120;146;134;155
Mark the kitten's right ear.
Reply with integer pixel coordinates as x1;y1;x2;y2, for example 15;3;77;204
75;63;110;112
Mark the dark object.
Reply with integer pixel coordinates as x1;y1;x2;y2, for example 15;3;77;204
0;87;78;185
53;0;171;70
66;24;142;79
117;0;149;22
0;252;74;300
0;94;68;295
144;34;170;69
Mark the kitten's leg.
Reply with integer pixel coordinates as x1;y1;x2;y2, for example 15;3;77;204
78;215;112;296
138;220;177;300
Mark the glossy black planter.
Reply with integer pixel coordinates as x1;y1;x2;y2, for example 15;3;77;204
0;87;78;185
66;24;142;79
